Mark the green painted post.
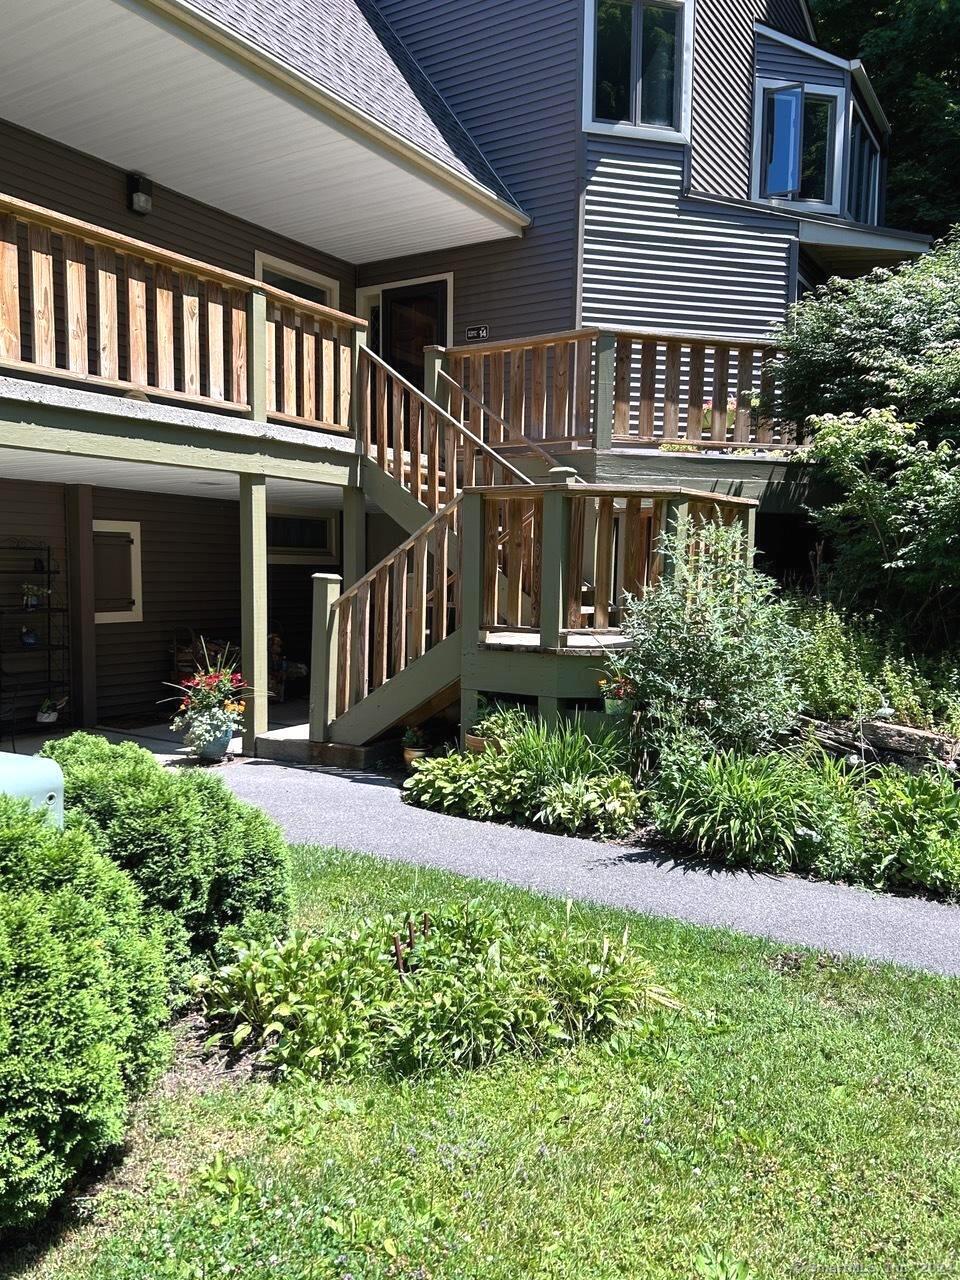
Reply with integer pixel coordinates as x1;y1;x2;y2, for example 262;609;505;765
424;346;449;412
342;486;367;588
459;491;485;748
741;506;757;564
247;287;268;422
309;573;342;742
538;695;561;727
350;325;368;438
657;497;690;582
593;330;617;452
540;484;572;649
239;473;269;755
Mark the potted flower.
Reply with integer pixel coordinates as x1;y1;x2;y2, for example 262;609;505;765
598;674;637;717
402;726;428;767
21;582;52;611
169;644;247;761
36;695;66;726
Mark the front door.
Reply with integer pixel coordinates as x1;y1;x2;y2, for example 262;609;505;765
379;280;448;390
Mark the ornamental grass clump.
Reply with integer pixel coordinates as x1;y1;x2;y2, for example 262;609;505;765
201;901;676;1078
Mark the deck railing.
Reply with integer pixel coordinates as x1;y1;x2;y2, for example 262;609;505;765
0;191;366;431
464;482;758;647
429;326;795;454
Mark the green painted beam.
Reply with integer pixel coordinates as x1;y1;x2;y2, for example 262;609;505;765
360;455;430;536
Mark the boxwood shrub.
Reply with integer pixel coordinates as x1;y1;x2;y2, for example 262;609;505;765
41;733;291;985
0;797;169;1231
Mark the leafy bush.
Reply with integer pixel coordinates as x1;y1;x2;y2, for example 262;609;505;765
41;733;291;984
202;901;675;1078
789;597;960;734
652;745;865;876
777;233;960;440
799;410;960;631
404;717;639;838
0;797;168;1230
615;519;803;753
866;768;960;897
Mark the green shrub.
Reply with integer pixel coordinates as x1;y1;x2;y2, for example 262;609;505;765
403;717;639;839
41;733;291;984
776;233;960;441
653;745;866;876
615;519;803;753
866;768;960;897
202;902;675;1078
0;798;168;1230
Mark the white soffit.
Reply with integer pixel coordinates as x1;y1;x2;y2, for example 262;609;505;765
0;0;524;262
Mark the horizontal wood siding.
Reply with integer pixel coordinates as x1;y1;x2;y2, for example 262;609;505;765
92;489;241;723
359;0;582;342
581;139;797;338
691;0;814;201
755;34;848;87
0;119;355;310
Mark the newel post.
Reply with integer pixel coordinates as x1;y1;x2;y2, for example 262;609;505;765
540;470;577;649
424;346;449;412
592;330;617;452
349;325;368;438
246;286;269;422
309;573;342;742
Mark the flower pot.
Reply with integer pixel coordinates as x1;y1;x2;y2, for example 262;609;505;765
464;732;489;755
604;697;634;717
195;727;235;761
36;711;59;725
403;746;428;768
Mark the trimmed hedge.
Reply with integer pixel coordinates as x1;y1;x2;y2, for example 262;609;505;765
0;797;169;1231
41;734;291;984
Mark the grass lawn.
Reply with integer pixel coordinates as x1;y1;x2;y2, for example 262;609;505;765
9;846;960;1280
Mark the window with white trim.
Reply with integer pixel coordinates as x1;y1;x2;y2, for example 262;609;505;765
753;79;846;213
847;106;881;224
585;0;693;140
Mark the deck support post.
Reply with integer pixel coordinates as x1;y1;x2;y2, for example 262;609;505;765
309;573;342;742
540;483;573;649
342;487;366;589
653;496;690;584
740;506;757;564
537;696;562;728
246;286;268;422
458;490;485;748
65;484;97;728
239;472;269;755
592;331;617;451
349;326;368;436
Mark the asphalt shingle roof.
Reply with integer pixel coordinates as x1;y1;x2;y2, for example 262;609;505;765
183;0;520;208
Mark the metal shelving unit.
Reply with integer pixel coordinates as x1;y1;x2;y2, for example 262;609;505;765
0;539;71;750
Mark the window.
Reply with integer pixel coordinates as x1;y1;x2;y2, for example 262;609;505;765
848;108;881;224
754;80;844;212
93;521;142;624
587;0;691;139
254;253;340;310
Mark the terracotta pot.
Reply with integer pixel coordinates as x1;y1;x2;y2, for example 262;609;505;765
464;732;488;755
403;746;428;767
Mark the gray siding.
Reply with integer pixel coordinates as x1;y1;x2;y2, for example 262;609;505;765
691;0;814;201
581;138;798;338
0;119;357;309
756;34;848;87
92;489;241;724
359;0;582;342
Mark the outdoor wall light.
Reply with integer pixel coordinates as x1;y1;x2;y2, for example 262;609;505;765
126;173;153;216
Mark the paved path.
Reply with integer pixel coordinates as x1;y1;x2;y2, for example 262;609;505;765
224;760;960;978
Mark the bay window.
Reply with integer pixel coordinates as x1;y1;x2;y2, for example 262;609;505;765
588;0;691;138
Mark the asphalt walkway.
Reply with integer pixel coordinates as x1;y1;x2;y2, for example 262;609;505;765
224;760;960;978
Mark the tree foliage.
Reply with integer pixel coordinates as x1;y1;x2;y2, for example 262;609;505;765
809;0;960;237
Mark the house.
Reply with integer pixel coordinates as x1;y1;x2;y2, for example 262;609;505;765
0;0;925;759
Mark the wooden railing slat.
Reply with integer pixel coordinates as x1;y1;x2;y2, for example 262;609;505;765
392;379;404;483
0;214;20;361
30;224;55;368
321;322;336;424
711;344;730;441
338;325;352;428
574;336;593;435
426;408;440;512
734;346;755;443
336;600;352;718
638;340;658;439
353;582;370;704
510;348;526;436
64;235;89;376
686;344;705;441
181;273;201;398
95;244;118;381
614;335;632;436
410;533;428;661
433;516;449;642
622;499;650;597
300;320;316;422
482;498;500;627
280;308;297;416
566;495;586;630
155;266;176;391
372;568;389;690
594;496;614;628
376;363;388;470
391;551;407;675
530;345;546;438
662;341;682;440
205;282;225;402
230;289;247;404
410;397;423;505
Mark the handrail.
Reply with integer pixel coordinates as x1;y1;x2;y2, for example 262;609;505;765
436;367;578;477
429;326;600;360
333;495;463;608
361;347;533;489
0;190;365;331
470;481;758;507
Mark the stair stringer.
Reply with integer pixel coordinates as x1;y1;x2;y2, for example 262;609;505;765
328;633;461;747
